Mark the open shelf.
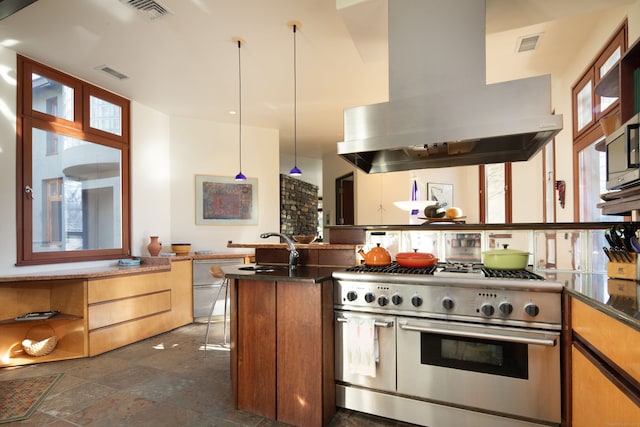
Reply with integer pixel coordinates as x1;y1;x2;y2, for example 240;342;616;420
0;279;88;367
0;313;81;325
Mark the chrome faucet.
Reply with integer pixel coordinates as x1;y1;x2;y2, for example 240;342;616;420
260;233;299;269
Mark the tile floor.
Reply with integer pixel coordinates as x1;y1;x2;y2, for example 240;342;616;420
0;322;413;426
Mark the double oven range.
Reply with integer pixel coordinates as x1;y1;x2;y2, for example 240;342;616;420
333;262;563;427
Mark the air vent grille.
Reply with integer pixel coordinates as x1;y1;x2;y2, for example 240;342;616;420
119;0;170;21
96;65;129;80
517;34;542;53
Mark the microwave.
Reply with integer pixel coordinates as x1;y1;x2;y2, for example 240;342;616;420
606;113;640;190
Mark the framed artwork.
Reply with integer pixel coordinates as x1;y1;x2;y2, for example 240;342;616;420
426;182;453;208
195;175;258;225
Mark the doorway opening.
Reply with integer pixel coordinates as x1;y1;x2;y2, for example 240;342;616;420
336;173;354;225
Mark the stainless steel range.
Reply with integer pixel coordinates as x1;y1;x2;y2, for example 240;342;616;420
333;262;563;427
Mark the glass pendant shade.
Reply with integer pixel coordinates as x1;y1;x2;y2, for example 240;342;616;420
235;172;247;181
289;166;302;176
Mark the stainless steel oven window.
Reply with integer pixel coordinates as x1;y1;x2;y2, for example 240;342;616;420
421;332;528;379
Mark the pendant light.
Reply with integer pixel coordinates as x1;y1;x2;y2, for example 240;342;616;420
288;21;302;176
233;37;247;182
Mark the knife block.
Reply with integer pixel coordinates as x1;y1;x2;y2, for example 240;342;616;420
607;252;638;280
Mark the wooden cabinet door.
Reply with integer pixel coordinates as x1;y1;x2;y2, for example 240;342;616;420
572;344;640;425
236;280;277;418
276;280;323;426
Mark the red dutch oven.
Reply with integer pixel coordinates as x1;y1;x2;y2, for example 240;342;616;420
395;250;438;268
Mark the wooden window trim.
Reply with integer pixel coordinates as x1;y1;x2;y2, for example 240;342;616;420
571;21;628;222
16;55;131;265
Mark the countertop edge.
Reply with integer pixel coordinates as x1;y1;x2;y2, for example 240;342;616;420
223;264;341;283
565;287;640;332
0;252;253;283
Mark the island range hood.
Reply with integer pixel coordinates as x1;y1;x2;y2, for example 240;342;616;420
337;0;563;173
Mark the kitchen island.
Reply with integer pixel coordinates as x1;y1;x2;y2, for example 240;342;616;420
225;265;341;427
561;274;640;425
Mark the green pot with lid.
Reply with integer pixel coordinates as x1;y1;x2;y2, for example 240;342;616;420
482;244;530;270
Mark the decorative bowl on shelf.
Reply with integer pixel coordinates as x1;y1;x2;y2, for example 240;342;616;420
293;235;317;244
171;243;191;255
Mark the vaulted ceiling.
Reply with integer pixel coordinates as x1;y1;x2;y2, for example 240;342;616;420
0;0;634;160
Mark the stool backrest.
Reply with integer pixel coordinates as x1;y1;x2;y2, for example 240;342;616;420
210;265;226;279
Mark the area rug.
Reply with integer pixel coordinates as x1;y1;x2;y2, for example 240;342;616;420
0;373;63;423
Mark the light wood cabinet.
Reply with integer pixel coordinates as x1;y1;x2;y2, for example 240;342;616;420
88;259;192;356
232;277;335;427
569;297;640;425
0;259;192;366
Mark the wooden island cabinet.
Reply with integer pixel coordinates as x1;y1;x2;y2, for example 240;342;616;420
228;267;337;427
567;294;640;425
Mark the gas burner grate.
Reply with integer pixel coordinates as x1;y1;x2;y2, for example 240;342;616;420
481;268;544;280
345;263;437;275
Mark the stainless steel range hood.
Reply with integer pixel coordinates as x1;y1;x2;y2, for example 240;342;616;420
337;0;562;173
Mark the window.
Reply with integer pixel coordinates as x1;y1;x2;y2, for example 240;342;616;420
17;56;131;265
572;22;627;222
479;163;512;224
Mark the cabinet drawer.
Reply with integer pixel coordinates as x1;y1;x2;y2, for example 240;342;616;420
572;298;640;382
572;345;640;425
88;290;171;330
88;272;169;303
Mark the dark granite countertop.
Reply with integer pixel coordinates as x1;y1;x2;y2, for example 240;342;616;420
545;271;640;332
224;264;343;283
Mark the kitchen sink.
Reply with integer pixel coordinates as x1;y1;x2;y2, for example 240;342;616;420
239;264;291;273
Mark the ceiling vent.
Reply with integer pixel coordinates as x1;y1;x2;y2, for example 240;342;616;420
517;33;542;53
95;65;129;80
119;0;171;21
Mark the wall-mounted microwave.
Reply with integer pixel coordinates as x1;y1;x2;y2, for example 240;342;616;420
606;113;640;190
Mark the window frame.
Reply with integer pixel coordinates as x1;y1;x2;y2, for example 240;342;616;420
571;21;627;222
16;55;131;265
479;163;512;224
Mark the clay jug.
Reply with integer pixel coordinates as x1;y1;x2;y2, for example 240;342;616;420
147;236;162;256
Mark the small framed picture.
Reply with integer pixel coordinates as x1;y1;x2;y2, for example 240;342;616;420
426;183;453;208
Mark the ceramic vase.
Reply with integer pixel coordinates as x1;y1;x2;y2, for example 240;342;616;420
147;236;162;256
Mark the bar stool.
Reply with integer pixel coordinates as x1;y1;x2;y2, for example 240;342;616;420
204;266;229;352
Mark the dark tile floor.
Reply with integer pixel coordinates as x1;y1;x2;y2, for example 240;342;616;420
0;322;412;426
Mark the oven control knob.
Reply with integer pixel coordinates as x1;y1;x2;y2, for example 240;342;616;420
391;294;403;305
346;291;358;301
524;303;540;317
364;292;376;303
499;302;513;315
411;295;423;307
378;295;389;306
481;303;495;316
442;297;454;310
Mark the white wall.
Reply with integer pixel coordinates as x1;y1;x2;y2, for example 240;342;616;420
0;47;280;274
280;152;323;196
168;116;279;253
0;47;17;273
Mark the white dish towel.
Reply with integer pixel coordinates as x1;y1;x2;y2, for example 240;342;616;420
345;316;378;378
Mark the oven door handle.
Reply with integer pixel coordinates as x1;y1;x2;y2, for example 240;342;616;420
336;317;394;328
399;323;557;347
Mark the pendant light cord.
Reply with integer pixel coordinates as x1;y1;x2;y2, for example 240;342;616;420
237;39;243;174
293;24;297;169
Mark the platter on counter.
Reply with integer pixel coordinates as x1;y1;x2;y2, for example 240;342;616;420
419;216;466;223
